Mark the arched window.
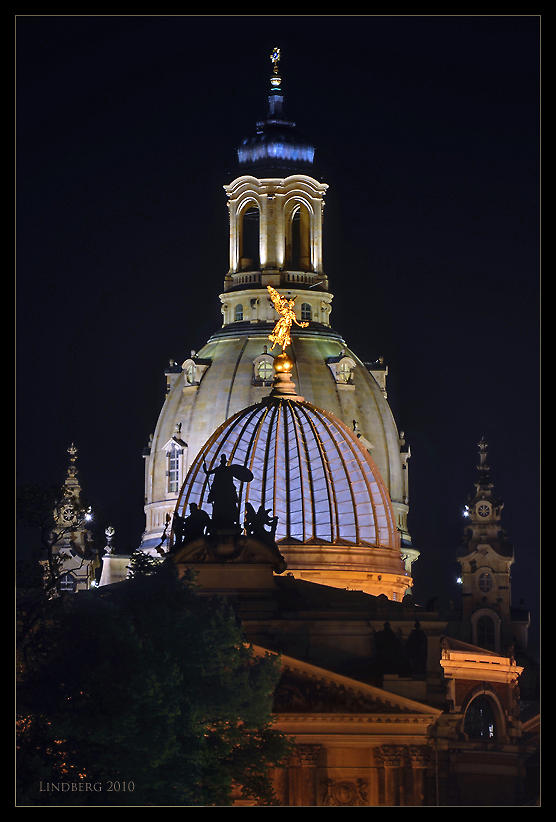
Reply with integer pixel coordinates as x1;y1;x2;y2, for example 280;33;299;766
168;447;181;494
464;695;497;740
59;572;77;593
240;207;260;270
235;304;244;322
338;359;353;383
253;352;274;385
301;302;312;321
327;355;356;386
286;203;311;271
257;360;273;381
476;614;496;650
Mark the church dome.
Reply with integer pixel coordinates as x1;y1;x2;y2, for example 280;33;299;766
140;48;416;590
174;391;411;599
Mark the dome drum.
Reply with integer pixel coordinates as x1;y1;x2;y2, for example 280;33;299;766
220;287;333;328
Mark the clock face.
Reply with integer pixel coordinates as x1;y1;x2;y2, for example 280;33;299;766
477;503;490;518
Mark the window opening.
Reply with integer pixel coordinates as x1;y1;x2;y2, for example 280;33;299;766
338;360;353;383
257;360;274;382
476;614;496;650
59;572;77;593
464;695;497;739
240;207;260;270
286;205;311;271
168;448;180;493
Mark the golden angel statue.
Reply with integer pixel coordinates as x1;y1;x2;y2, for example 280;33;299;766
267;286;308;351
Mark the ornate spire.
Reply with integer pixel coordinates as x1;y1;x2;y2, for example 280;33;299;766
237;47;315;172
477;437;489;473
475;437;493;493
270;46;281;89
64;442;81;495
266;46;286;120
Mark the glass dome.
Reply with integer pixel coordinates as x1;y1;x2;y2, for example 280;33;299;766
175;397;399;551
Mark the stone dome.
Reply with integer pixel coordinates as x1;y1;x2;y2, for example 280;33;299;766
142;324;410;555
173;390;411;599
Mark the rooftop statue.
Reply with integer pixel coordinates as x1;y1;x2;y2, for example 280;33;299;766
172;502;211;549
244;502;279;546
267;285;308;352
203;454;254;530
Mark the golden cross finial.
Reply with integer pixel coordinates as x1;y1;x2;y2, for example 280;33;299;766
270;47;281;74
270;47;281;88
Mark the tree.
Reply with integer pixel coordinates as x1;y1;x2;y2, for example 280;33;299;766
16;558;292;806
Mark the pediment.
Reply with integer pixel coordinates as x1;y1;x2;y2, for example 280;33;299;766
172;533;287;574
162;436;187;452
253;647;441;718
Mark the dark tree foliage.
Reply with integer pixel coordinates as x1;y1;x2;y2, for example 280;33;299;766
16;558;293;806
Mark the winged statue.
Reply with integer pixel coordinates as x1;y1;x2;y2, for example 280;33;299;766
267;285;309;351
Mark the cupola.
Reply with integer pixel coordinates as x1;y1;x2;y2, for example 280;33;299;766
237;47;316;176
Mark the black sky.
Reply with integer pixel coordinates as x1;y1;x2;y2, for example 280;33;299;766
16;16;540;648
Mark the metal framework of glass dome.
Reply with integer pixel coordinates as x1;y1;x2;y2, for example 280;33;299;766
175;397;399;551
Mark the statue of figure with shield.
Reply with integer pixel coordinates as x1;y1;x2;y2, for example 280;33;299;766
203;454;254;530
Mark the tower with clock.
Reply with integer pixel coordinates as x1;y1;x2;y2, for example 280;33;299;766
48;444;100;592
457;439;529;654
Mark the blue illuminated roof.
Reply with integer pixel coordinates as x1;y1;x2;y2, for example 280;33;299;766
237;89;316;173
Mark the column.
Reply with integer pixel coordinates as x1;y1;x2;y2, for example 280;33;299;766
287;745;321;806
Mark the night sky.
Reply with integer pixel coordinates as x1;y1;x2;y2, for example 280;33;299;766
16;16;540;648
